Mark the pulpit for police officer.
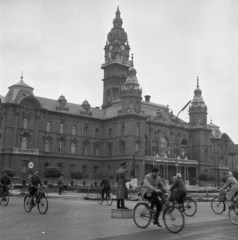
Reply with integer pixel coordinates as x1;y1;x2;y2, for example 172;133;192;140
111;208;132;218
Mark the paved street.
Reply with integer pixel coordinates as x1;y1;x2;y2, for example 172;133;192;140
0;195;237;240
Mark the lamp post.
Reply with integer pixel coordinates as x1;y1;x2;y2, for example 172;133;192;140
174;100;191;172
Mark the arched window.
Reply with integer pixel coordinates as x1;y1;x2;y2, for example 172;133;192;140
71;142;76;154
21;137;27;149
121;142;125;154
161;137;168;157
59;141;63;153
72;126;76;135
181;139;188;157
23;118;28;129
60;124;64;134
84;127;88;137
46;122;51;132
108;128;112;138
45;140;50;152
95;129;99;139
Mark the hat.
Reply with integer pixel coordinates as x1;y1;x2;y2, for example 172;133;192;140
228;171;233;176
176;173;182;178
121;162;128;166
152;167;159;172
33;169;38;173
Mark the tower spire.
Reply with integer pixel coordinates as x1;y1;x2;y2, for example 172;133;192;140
197;76;199;88
20;71;23;82
131;54;134;67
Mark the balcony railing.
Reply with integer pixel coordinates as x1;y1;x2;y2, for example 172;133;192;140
13;148;39;155
144;156;198;165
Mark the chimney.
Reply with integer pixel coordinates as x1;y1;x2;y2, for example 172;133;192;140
144;95;151;103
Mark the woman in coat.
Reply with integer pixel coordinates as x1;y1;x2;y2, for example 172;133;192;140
116;162;129;209
169;173;187;202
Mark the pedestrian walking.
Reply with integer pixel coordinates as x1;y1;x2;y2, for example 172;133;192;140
58;174;64;195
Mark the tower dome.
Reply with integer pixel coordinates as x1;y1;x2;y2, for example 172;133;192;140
107;7;128;44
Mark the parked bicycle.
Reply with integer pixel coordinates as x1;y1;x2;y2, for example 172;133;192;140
0;185;11;206
171;194;197;217
24;186;48;214
97;187;113;206
133;193;185;233
211;189;238;225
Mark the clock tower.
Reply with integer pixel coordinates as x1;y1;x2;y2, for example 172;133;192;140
189;77;208;127
101;7;131;109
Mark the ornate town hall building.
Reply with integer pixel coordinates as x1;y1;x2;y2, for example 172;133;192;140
0;7;237;186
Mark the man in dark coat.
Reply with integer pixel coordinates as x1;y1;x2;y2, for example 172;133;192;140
58;174;64;195
0;172;12;196
100;175;111;199
116;162;130;209
169;173;187;203
28;169;44;205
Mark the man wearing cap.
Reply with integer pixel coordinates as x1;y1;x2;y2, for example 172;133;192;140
100;174;111;200
141;167;167;226
221;171;238;208
169;173;187;204
116;162;130;209
28;169;44;206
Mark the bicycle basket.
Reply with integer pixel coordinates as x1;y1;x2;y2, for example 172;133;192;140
218;191;226;202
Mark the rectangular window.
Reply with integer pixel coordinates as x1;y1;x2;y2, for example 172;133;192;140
23;118;28;129
108;145;112;156
109;128;112;138
72;126;76;135
94;166;98;175
46;122;51;133
95;129;99;138
60;124;64;134
82;164;87;173
94;147;99;156
84;128;88;137
83;145;88;155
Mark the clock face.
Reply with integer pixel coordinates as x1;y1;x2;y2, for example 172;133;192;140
121;45;125;51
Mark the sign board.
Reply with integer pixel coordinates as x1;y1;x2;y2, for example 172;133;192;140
28;162;34;169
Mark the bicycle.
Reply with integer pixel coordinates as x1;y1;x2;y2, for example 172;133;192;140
24;186;48;214
171;194;197;217
0;185;11;206
133;193;185;233
97;187;113;206
211;189;238;215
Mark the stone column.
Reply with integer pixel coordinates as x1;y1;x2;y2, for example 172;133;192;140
13;109;20;147
0;110;6;148
34;112;40;148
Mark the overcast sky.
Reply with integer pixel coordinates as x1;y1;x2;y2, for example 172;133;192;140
1;0;238;143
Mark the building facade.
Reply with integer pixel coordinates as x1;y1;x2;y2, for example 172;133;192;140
0;7;237;186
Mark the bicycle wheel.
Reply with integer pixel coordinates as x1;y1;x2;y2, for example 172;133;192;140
228;207;238;225
133;203;152;228
97;191;103;204
163;206;184;233
183;197;197;217
2;194;10;206
211;197;225;214
37;196;48;214
24;195;33;212
106;192;113;206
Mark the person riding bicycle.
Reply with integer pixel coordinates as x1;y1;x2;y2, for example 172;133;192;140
0;172;12;197
141;167;167;227
169;173;187;205
100;174;111;200
28;169;44;205
221;171;238;208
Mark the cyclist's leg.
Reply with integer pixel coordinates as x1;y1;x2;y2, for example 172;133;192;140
150;192;162;226
101;188;106;199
